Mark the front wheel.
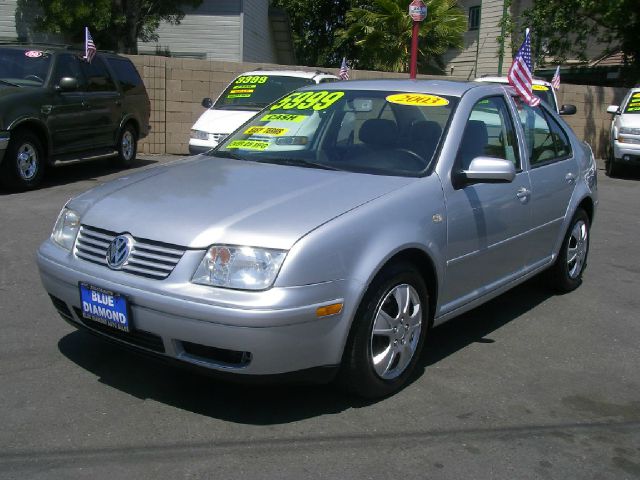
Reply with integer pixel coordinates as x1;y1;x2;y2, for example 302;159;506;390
0;130;45;191
338;262;429;398
112;123;137;168
605;148;621;177
547;209;590;293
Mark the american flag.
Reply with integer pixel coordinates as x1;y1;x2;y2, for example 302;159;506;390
339;57;349;80
551;65;561;90
84;27;96;63
508;29;540;107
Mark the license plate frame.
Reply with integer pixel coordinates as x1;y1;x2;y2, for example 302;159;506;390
78;283;132;333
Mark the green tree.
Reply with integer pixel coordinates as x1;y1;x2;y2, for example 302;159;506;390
522;0;639;76
28;0;202;54
336;0;466;73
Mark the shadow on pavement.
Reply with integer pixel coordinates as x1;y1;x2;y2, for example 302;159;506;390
58;276;554;424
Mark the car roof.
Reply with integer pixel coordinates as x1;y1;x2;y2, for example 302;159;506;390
239;70;339;80
299;79;484;97
475;76;552;86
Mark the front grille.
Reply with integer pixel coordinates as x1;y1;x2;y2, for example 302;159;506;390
73;307;166;353
75;225;186;280
211;133;227;143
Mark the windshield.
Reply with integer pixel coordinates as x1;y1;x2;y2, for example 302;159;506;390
214;75;314;110
623;91;640;114
532;84;557;111
0;48;51;87
210;89;458;177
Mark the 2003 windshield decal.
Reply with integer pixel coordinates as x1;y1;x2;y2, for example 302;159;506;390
271;91;345;111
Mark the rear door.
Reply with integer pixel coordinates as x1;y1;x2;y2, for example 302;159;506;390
79;56;122;148
512;96;579;268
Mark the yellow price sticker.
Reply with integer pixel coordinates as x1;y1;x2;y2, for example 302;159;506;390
235;75;268;85
271;91;345;111
632;93;640;98
243;126;288;136
386;93;449;107
532;84;550;91
260;113;308;122
227;140;269;150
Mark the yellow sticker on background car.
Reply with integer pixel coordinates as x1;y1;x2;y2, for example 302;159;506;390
227;140;269;150
270;91;345;111
385;93;449;106
243;126;288;136
632;93;640;98
532;85;550;91
260;113;308;122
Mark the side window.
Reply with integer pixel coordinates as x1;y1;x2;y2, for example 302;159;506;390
106;57;144;93
80;57;117;92
514;97;572;166
457;96;520;170
51;54;84;87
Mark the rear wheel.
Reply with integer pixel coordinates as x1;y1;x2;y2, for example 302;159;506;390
547;209;590;293
0;130;45;190
112;123;137;168
338;262;429;398
605;149;621;177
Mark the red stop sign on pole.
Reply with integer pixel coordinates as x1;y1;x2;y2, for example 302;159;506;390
409;0;427;22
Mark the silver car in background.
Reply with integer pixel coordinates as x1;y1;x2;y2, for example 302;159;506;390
37;80;598;398
606;87;640;177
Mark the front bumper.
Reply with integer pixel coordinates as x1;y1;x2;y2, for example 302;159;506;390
37;239;351;378
612;139;640;164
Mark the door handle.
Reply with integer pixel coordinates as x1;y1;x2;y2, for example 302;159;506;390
516;187;530;202
565;172;576;185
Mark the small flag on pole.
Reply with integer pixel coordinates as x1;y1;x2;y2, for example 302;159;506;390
551;65;561;90
83;27;96;63
339;57;349;80
507;28;540;107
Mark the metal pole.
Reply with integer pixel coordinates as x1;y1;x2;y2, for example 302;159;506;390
410;21;419;79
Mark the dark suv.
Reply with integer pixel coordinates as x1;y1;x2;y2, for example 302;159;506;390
0;44;150;190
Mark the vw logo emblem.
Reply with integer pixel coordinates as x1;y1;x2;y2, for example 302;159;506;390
106;234;133;269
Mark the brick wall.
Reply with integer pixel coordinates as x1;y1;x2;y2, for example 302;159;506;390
127;54;627;158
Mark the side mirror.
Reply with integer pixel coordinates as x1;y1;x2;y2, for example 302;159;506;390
607;105;620;114
559;104;576;115
57;77;78;91
201;97;213;109
459;157;516;185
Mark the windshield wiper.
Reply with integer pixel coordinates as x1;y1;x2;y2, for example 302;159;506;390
0;79;21;87
208;150;244;160
253;157;341;171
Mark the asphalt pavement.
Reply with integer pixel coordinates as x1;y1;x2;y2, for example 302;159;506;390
0;155;639;479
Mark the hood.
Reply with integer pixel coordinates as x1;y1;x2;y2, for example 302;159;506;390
191;108;259;134
74;157;415;250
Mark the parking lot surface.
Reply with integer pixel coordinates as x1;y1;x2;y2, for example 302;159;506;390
1;156;639;479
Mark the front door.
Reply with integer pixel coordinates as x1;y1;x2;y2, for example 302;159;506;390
440;95;531;314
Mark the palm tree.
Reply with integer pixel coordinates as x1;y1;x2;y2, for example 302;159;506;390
337;0;466;74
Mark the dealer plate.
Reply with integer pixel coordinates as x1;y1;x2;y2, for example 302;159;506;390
79;283;131;333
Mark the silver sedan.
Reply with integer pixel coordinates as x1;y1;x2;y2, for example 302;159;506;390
37;80;598;398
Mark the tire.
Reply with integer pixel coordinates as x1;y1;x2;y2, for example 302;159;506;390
112;123;137;168
0;130;45;191
337;261;429;398
605;149;621;178
547;209;590;293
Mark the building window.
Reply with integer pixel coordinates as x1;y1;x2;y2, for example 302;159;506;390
468;6;480;31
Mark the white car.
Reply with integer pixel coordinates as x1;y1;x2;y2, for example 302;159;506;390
189;70;340;154
605;87;640;177
474;76;576;115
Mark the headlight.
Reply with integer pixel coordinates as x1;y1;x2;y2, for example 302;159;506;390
190;129;209;140
51;207;80;251
619;127;640;136
192;245;287;290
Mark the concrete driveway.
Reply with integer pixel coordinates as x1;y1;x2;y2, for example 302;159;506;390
1;156;639;479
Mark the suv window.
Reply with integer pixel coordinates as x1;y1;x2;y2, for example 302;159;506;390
106;57;144;93
0;48;51;87
80;57;117;92
458;96;520;170
51;54;84;88
514;96;572;166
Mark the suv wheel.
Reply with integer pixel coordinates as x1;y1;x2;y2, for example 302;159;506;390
605;149;621;178
113;123;137;168
338;261;429;398
0;130;45;190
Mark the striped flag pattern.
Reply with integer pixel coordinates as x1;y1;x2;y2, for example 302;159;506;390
339;57;349;80
551;65;561;90
508;29;540;107
84;27;96;63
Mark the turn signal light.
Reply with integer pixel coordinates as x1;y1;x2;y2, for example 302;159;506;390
316;303;343;317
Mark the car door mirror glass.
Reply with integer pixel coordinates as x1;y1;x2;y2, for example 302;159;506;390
559;104;576;115
57;76;78;91
461;157;516;184
201;97;213;108
607;105;619;114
